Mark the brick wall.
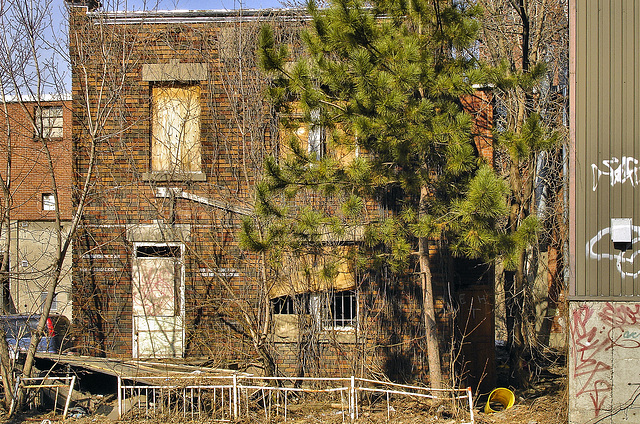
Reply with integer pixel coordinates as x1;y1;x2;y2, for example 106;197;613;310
0;100;73;221
69;7;493;385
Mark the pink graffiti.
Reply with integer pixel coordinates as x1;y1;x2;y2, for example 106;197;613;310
133;263;176;316
571;305;612;416
571;302;640;417
599;302;640;327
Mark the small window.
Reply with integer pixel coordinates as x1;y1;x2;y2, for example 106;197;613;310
151;85;202;174
41;292;58;312
308;109;325;160
42;193;56;211
320;290;357;329
272;294;309;314
136;245;181;258
35;106;63;139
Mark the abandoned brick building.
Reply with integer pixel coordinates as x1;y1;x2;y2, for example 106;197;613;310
0;96;74;319
68;5;495;387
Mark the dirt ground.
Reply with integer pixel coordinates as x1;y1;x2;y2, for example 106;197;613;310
0;383;567;424
0;355;568;424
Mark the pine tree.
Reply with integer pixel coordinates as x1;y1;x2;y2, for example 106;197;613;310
248;0;506;388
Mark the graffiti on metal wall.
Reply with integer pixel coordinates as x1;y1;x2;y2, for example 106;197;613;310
571;303;640;417
586;225;640;278
592;156;640;191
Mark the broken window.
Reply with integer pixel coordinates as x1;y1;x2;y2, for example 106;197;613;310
308;109;325;160
42;193;55;211
151;85;201;174
270;245;358;336
272;290;357;330
272;293;309;314
35;106;63;139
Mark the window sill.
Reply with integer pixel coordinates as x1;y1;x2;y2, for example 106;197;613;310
142;172;207;182
272;330;357;344
33;137;63;142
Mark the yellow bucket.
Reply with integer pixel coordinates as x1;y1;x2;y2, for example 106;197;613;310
484;388;515;413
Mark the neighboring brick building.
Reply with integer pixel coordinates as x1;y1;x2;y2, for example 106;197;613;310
68;5;495;387
0;96;73;319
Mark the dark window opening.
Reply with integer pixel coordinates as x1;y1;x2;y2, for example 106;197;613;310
271;294;309;314
136;245;180;258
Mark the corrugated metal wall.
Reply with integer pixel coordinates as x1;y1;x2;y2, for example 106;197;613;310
574;0;640;298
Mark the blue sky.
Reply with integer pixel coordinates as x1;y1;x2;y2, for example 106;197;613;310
52;0;291;35
45;0;292;92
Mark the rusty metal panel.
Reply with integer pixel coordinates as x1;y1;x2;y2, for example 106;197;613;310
574;0;640;297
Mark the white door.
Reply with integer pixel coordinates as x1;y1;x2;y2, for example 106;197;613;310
132;245;184;358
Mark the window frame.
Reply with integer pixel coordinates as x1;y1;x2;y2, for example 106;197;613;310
42;193;56;211
150;84;202;176
307;108;326;160
35;106;64;140
272;289;358;331
41;292;58;312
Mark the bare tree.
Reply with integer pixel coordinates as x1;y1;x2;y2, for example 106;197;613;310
476;0;569;387
67;3;313;378
0;0;148;411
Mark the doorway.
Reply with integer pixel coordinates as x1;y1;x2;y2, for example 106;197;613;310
132;244;185;358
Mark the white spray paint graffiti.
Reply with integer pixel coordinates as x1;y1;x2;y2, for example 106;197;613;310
591;156;640;191
586;225;640;278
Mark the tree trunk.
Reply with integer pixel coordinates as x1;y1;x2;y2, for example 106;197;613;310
419;185;442;389
508;249;530;388
0;327;14;409
257;251;276;377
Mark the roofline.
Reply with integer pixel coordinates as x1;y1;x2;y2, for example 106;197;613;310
85;8;310;24
1;93;72;104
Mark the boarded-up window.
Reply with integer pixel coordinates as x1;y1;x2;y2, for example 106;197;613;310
35;106;63;139
269;246;356;299
151;85;201;173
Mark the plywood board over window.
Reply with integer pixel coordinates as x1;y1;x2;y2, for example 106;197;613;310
269;246;356;299
151;85;201;173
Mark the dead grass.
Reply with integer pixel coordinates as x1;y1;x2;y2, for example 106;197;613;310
0;391;566;424
0;364;568;424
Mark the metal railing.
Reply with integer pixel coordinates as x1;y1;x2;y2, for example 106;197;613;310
10;375;76;418
118;374;474;423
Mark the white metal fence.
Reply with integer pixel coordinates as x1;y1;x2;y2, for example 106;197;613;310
118;374;474;423
10;375;76;418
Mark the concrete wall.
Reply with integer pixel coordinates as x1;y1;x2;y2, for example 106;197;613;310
10;221;73;319
569;301;640;423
